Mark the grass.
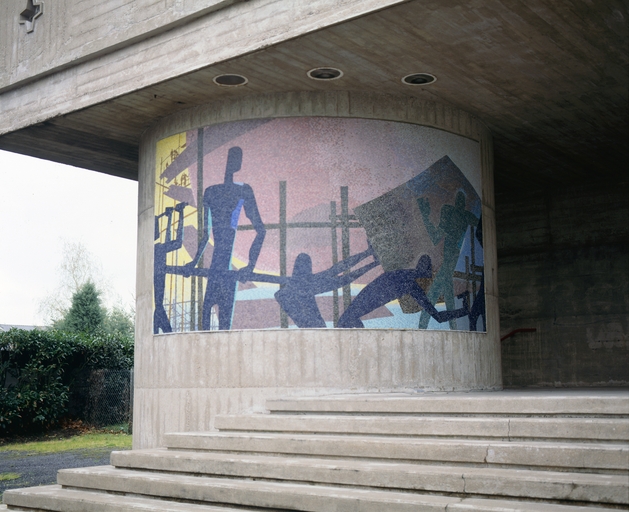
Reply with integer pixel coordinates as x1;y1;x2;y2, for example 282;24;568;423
0;473;20;482
0;430;132;454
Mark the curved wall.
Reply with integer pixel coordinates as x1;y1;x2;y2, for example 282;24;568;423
134;91;500;449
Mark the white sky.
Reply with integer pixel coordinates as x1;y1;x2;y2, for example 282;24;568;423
0;150;138;326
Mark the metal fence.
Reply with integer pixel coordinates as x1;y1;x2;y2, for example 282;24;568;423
70;369;133;429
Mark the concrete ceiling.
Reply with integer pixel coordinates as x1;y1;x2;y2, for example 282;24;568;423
0;0;626;195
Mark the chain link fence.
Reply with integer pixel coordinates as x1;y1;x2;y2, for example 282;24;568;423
69;369;133;430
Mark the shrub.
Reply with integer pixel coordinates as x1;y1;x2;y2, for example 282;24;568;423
0;328;133;435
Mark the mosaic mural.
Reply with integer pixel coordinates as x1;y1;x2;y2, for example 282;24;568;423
154;117;485;332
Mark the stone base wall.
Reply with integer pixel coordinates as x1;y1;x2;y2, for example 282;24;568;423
133;329;501;448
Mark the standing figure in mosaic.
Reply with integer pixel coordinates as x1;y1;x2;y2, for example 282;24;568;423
183;146;266;330
417;191;479;329
153;202;187;334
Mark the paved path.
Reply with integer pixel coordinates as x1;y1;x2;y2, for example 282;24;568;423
0;449;124;496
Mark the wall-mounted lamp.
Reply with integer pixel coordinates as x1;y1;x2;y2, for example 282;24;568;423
19;0;44;34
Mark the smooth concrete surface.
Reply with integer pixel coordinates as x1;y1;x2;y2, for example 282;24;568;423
164;432;629;471
266;389;629;414
2;485;250;511
4;485;618;512
110;449;629;504
44;466;626;512
53;466;469;511
134;91;500;449
214;414;629;441
446;500;616;512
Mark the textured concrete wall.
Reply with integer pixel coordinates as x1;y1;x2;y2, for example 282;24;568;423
497;180;629;387
134;91;500;449
1;0;234;89
0;0;406;136
133;329;500;448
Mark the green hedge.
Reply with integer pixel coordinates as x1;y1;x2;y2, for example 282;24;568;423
0;329;133;435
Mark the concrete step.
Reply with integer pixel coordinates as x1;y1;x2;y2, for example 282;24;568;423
266;391;629;416
164;431;629;471
4;391;628;511
46;466;623;512
48;466;480;511
111;448;629;505
2;484;268;511
214;414;629;442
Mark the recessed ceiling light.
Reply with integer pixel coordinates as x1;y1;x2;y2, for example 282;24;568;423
402;73;437;86
307;67;343;81
213;74;248;86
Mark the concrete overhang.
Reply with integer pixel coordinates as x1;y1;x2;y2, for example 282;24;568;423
0;0;626;193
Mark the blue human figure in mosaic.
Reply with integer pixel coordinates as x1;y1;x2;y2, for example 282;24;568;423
274;247;378;328
184;146;266;330
337;255;469;328
153;202;187;334
417;191;479;329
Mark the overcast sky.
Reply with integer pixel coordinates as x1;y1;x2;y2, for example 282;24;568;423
0;150;139;326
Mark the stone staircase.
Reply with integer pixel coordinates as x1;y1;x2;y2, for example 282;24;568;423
4;390;628;511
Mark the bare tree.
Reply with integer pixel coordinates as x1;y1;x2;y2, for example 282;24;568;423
59;240;104;294
39;240;109;325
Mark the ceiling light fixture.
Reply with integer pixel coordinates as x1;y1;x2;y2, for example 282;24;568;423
402;73;437;86
307;67;343;81
213;74;248;86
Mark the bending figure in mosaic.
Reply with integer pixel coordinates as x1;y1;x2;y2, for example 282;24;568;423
273;247;379;328
337;254;469;328
416;191;479;330
183;146;266;331
153;202;187;334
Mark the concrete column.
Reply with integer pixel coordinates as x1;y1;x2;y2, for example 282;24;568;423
134;91;500;449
